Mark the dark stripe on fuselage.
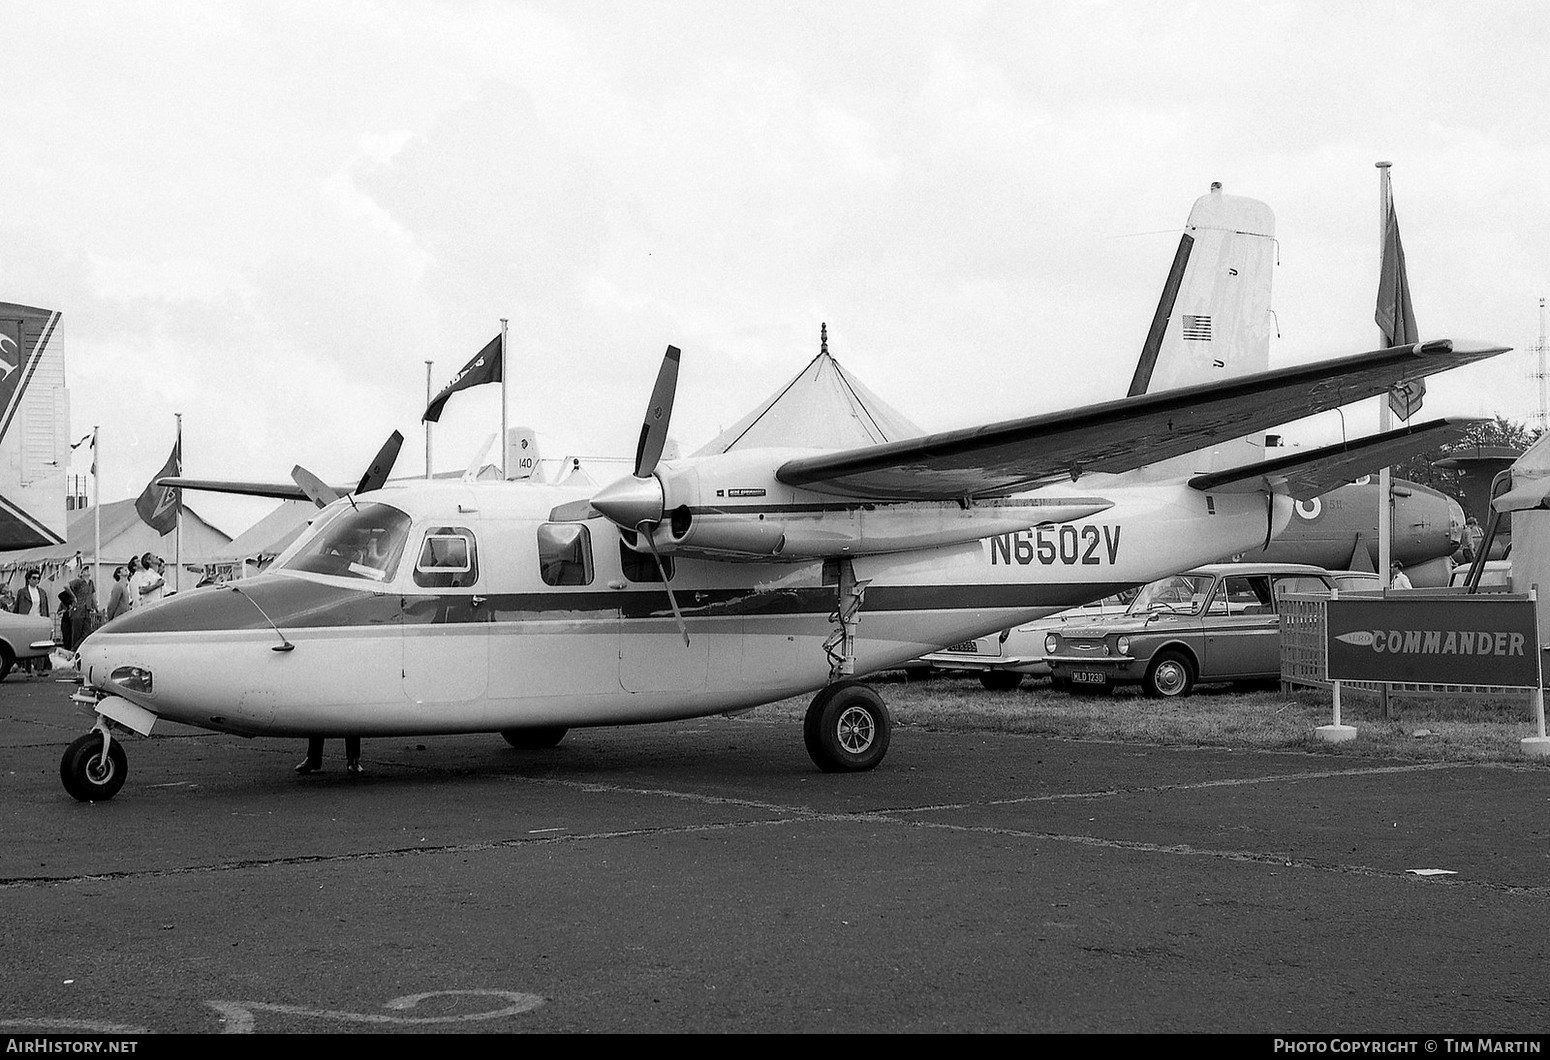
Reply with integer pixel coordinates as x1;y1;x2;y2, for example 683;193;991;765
92;574;1136;635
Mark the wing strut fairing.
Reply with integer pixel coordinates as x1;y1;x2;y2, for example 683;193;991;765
776;339;1509;501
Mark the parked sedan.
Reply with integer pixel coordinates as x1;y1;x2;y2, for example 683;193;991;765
916;593;1135;690
1043;562;1343;698
0;610;55;680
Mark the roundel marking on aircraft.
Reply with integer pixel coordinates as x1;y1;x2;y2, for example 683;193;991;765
1294;497;1322;520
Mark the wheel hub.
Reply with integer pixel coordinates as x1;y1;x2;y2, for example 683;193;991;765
836;705;875;754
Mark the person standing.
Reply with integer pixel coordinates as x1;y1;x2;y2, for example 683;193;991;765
1391;562;1413;590
295;736;364;776
12;570;50;675
129;552;166;610
67;568;96;649
104;566;131;622
1462;515;1485;562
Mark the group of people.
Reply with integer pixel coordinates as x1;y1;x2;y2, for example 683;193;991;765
0;553;171;675
104;553;169;621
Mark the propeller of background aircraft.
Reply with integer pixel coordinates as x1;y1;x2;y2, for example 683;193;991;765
288;431;404;509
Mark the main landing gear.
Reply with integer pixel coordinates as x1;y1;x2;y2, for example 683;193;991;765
61;724;128;803
803;559;892;773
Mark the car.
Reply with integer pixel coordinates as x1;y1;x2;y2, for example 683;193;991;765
1327;570;1382;592
1043;562;1345;698
917;593;1135;690
0;610;55;680
1448;560;1510;589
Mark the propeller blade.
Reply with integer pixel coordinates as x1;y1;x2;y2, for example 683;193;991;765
548;499;599;522
356;431;405;494
291;466;342;509
642;529;690;647
633;345;681;478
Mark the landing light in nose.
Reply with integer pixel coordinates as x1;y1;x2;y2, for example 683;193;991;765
110;665;153;695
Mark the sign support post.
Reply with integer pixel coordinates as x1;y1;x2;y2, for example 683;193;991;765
1523;586;1550;756
1316;588;1358;743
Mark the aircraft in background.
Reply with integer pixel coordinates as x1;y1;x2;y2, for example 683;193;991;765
1229;473;1462;585
58;186;1509;801
0;302;69;550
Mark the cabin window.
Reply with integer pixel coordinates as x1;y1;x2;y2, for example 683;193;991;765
619;540;674;582
538;523;594;586
414;527;478;588
278;502;411;582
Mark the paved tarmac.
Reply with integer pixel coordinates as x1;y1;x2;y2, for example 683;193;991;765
2;672;1549;1035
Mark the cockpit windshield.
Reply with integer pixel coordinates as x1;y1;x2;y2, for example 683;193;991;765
277;502;411;582
1126;573;1214;617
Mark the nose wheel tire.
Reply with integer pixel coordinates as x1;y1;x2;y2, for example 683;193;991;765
1144;650;1195;699
61;732;128;803
804;681;891;773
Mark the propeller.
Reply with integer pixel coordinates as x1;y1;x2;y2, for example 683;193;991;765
550;345;690;645
290;431;405;510
356;431;404;494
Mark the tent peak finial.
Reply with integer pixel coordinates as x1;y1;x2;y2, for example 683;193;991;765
820;322;827;357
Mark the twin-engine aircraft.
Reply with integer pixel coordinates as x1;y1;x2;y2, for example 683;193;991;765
60;187;1510;801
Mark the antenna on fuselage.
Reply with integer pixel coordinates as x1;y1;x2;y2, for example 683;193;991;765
225;584;296;652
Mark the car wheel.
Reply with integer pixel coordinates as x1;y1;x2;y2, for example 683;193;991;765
1144;650;1195;698
0;646;12;682
979;670;1024;692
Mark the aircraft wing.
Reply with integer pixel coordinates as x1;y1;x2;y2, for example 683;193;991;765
776;340;1509;500
1185;417;1479;500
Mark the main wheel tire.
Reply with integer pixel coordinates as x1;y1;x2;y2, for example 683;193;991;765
979;670;1024;692
501;727;568;750
1144;650;1195;699
60;732;128;802
804;683;891;773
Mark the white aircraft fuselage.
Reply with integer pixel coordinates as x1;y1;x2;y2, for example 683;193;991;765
79;474;1290;739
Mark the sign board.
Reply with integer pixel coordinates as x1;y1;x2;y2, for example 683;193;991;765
1326;595;1539;686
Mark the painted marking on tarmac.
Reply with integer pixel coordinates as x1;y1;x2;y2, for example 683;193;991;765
207;989;544;1034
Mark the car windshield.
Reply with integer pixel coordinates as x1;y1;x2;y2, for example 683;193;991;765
277;501;411;582
1127;574;1214;616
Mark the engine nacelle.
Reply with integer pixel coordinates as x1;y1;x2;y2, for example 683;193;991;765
641;449;1114;560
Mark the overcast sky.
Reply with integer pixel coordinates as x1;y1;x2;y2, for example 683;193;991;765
4;0;1546;535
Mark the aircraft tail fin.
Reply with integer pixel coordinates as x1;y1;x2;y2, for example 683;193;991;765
0;302;67;549
1129;183;1277;396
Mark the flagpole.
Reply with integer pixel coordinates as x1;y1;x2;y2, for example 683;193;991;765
92;426;100;607
174;413;183;596
1376;162;1395;722
1376;162;1394;591
500;317;509;480
425;360;434;480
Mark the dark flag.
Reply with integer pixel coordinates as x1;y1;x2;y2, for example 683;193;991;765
423;333;503;423
1375;180;1422;419
134;440;181;535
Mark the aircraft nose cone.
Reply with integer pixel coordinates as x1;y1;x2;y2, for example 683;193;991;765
592;474;665;529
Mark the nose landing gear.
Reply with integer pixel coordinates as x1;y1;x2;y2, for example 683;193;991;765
61;724;128;802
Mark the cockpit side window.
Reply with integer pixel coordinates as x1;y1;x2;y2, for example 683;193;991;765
414;526;478;588
538;523;594;586
278;502;411;582
620;540;674;582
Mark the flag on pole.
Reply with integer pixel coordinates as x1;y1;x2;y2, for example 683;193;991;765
71;430;96;475
1376;176;1422;419
423;333;503;423
134;439;181;535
